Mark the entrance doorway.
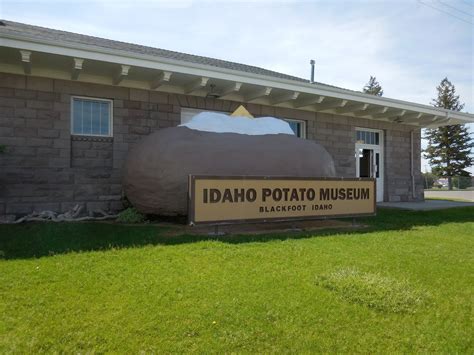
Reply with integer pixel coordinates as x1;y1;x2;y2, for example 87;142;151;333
355;129;384;202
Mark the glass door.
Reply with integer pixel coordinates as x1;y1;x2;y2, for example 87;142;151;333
355;128;384;202
357;148;373;178
356;146;383;202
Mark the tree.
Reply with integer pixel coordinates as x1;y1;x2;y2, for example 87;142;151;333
452;176;472;190
363;76;384;96
423;78;473;190
422;172;437;189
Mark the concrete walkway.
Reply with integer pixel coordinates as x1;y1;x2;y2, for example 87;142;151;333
378;199;474;211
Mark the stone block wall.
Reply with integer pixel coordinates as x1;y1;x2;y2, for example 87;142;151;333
307;111;423;202
0;72;423;216
385;128;424;201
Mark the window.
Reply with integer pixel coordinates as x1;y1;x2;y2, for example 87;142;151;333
356;129;379;145
71;97;112;136
285;119;306;138
181;108;226;125
180;108;306;138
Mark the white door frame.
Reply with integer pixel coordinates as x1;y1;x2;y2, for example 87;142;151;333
355;128;384;202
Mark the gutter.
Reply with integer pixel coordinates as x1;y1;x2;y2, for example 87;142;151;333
410;130;416;199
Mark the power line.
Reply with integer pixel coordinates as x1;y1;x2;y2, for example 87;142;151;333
436;0;473;17
461;0;473;8
418;0;473;25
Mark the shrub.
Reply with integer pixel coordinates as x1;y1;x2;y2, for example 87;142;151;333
0;145;5;154
116;207;145;224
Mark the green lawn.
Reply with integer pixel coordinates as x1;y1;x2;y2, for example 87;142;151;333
0;208;473;352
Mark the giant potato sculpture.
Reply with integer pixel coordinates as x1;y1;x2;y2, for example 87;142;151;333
124;112;336;216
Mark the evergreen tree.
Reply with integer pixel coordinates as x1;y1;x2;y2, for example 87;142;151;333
363;76;384;96
423;78;473;190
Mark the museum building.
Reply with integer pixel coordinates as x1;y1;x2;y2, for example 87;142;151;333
0;20;473;216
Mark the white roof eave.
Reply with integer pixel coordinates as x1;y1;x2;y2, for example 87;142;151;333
1;32;473;126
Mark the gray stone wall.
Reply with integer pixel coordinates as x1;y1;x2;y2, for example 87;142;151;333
307;113;424;202
0;72;423;216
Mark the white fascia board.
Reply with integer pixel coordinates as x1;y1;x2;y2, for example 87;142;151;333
1;33;473;124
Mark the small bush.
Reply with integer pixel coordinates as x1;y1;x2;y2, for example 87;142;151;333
116;207;145;224
316;268;428;313
0;145;6;154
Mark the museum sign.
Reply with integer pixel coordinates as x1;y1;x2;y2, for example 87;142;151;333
188;176;376;225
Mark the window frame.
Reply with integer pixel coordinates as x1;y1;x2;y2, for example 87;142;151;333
70;96;114;137
284;118;306;139
180;107;230;124
355;127;381;146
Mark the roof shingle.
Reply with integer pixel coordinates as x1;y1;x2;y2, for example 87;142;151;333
0;19;314;84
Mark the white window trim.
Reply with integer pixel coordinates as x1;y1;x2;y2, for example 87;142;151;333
70;96;114;137
180;107;230;124
355;127;382;146
285;118;306;139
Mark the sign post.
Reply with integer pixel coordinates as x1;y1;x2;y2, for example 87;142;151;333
188;176;376;226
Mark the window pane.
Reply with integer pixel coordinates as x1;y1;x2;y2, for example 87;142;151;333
357;130;381;145
287;121;300;137
100;102;110;135
72;99;83;134
82;101;92;135
71;98;111;136
376;153;380;178
91;102;101;135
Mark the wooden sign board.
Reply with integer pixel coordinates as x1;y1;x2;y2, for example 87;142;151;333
188;176;376;225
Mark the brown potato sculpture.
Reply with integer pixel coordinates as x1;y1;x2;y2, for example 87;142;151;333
124;127;336;215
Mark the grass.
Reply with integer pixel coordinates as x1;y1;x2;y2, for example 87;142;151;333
0;207;473;352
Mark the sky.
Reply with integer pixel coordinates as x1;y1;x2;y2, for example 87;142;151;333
1;0;473;173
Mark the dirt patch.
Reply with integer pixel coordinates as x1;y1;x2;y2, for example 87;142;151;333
316;268;429;313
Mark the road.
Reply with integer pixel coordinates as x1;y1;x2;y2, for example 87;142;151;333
424;190;474;202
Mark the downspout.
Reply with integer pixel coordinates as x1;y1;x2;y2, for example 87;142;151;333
410;130;416;199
